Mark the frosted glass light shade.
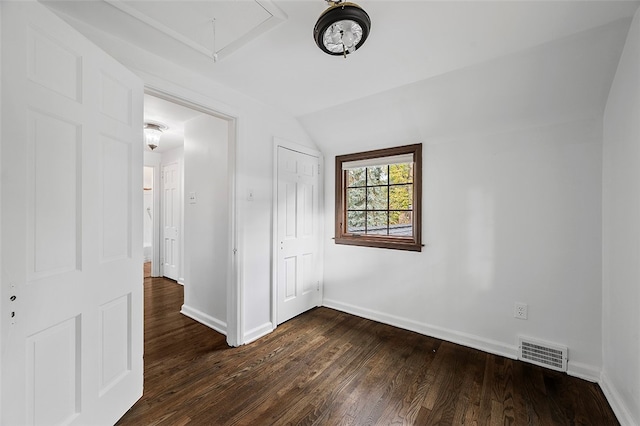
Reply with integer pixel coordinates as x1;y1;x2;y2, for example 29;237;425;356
323;20;363;54
144;122;166;151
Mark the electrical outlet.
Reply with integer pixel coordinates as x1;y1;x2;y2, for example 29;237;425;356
514;302;528;320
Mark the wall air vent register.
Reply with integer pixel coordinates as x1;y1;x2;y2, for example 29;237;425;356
518;336;568;372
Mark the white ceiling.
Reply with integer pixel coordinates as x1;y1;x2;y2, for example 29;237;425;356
44;0;640;121
92;0;287;60
300;15;632;153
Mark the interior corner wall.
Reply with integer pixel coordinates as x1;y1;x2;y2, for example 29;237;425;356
182;114;229;333
602;7;640;426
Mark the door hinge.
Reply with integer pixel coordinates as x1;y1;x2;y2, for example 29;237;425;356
317;281;320;291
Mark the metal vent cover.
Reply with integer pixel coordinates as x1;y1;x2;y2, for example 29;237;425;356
518;336;567;372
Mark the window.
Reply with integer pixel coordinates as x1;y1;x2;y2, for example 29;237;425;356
335;143;422;251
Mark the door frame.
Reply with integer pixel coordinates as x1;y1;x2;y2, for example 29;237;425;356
271;137;324;329
144;85;241;346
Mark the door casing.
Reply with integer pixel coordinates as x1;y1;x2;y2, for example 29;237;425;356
144;87;241;346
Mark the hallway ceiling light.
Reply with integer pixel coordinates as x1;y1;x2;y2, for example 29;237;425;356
314;0;371;58
144;122;167;151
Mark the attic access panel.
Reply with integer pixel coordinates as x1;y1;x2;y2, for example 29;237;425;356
106;0;286;60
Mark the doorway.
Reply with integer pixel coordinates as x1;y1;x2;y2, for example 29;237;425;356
143;90;239;346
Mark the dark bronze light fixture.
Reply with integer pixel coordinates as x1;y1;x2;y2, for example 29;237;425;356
314;1;371;58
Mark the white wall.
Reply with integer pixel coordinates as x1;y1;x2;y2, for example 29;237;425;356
308;21;630;381
322;118;603;376
182;114;229;333
602;7;640;426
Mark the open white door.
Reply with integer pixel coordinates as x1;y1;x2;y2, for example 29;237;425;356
1;2;144;424
276;146;321;324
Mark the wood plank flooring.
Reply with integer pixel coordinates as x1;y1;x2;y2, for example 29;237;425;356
116;277;619;425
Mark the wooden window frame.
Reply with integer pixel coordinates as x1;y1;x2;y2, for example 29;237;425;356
335;143;422;251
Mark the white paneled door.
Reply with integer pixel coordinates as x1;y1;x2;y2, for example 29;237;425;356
162;162;180;280
1;2;144;425
276;146;321;324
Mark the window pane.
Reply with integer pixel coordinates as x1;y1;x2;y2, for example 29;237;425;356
389;185;413;210
367;186;388;210
367;166;388;185
346;187;366;210
347;168;366;187
389;163;413;184
389;211;413;236
347;211;366;234
367;212;388;235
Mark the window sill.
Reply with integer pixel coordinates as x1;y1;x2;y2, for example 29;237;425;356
334;236;422;252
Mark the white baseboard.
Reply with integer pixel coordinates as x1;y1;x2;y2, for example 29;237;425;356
322;299;517;360
243;322;274;345
181;304;227;336
567;361;599;383
600;371;638;426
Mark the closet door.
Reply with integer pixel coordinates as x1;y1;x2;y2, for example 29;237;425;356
276;146;321;324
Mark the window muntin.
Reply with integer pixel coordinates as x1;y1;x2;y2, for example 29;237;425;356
345;163;413;236
335;144;422;251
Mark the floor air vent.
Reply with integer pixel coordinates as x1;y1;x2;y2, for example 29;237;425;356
518;337;567;372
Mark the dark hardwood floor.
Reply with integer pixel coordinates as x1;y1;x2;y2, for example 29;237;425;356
116;277;619;425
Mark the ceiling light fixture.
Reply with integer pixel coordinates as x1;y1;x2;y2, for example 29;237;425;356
314;0;371;58
144;122;167;151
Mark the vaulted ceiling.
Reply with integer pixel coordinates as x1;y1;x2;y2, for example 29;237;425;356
45;0;639;150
